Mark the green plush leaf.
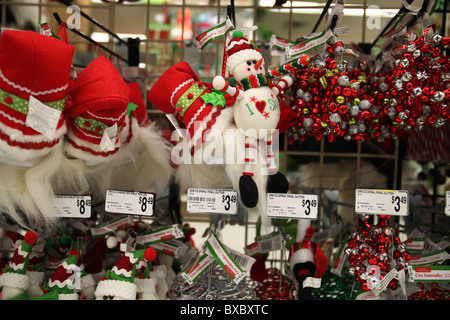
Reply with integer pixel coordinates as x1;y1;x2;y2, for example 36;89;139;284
201;91;227;107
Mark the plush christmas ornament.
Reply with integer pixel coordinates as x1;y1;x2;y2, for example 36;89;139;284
0;230;38;300
55;55;130;207
212;30;310;209
0;29;75;229
94;247;156;300
134;252;159;300
46;249;80;300
64;55;129;164
288;219;327;300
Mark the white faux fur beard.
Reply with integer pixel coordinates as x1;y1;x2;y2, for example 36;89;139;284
104;120;174;195
0;146;68;230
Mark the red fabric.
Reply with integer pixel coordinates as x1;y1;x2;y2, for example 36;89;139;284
0;29;74;143
65;56;129;155
148;61;214;142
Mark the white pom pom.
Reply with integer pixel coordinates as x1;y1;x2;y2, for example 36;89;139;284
212;76;226;91
106;236;118;249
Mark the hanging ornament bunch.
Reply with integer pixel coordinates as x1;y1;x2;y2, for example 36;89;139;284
286;26;450;144
253;268;295;300
384;25;450;135
344;215;411;292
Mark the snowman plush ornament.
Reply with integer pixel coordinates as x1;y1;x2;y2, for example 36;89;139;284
213;30;308;208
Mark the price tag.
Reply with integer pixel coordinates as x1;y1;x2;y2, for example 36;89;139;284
51;195;91;218
445;191;450;217
187;188;237;215
105;189;155;217
267;193;318;219
355;189;408;216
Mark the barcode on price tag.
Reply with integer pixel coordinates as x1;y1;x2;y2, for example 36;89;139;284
51;195;91;218
187;188;237;215
105;189;155;217
445;191;450;217
355;189;409;216
267;193;318;219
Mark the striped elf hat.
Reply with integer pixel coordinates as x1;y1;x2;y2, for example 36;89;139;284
64;55;130;165
47;250;80;300
0;30;75;166
0;230;38;291
94;247;157;300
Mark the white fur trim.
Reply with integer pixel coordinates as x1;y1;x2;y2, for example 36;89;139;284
0;68;69;96
227;49;262;74
0;272;30;290
94;279;137;300
64;130;120;166
0;122;66;166
58;293;79;300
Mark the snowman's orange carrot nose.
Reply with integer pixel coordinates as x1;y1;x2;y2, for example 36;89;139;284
254;58;263;70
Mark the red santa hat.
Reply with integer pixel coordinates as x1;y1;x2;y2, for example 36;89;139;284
0;30;75;166
148;61;233;157
226;30;263;75
64;55;130;165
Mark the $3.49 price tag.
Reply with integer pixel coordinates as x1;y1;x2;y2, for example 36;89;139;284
187;188;238;215
355;189;409;216
266;193;318;219
105;189;155;217
51;195;91;218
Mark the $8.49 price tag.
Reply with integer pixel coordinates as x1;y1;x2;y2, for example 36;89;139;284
266;193;318;219
187;188;238;215
355;189;409;216
51;195;91;218
105;189;155;217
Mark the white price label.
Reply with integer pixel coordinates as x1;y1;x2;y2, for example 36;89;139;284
51;195;91;218
355;189;408;216
445;191;450;216
105;189;155;217
187;188;237;215
267;193;318;219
